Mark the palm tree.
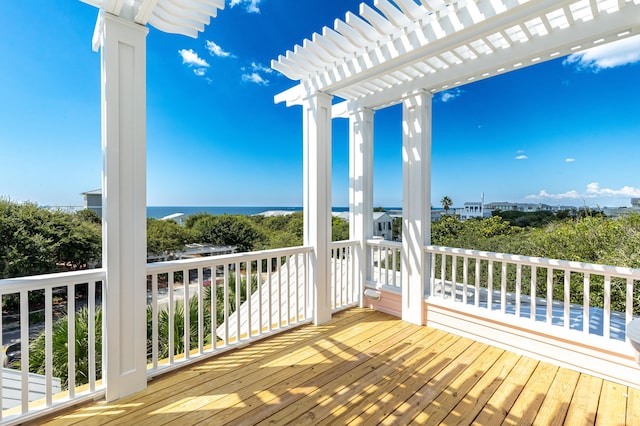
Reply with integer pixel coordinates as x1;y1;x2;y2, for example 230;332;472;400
29;307;102;390
441;196;453;213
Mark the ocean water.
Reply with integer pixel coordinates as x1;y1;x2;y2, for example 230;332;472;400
147;206;351;219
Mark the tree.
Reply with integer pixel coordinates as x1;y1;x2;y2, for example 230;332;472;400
0;200;101;278
441;196;453;213
187;214;265;252
147;218;192;257
29;307;102;389
332;216;349;241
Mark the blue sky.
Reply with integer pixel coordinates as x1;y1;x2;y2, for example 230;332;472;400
1;1;639;209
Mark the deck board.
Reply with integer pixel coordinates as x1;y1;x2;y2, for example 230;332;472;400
40;308;640;426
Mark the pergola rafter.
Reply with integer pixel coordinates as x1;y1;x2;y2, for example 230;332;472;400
274;0;640;110
80;0;224;50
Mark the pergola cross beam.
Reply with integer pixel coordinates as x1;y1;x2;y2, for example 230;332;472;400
274;0;640;110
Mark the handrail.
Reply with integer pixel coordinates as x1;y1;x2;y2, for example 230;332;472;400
425;245;639;344
426;245;640;279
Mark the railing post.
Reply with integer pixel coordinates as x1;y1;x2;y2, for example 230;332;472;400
99;12;148;401
303;91;333;325
349;106;374;308
401;91;432;325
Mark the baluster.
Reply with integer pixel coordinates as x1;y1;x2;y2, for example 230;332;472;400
531;266;537;321
487;260;494;310
564;270;570;329
474;259;480;308
546;268;553;325
67;284;75;398
45;287;53;405
168;271;175;362
583;273;590;334
604;274;611;339
184;268;190;359
152;274;158;366
500;261;507;314
463;256;468;305
516;264;522;317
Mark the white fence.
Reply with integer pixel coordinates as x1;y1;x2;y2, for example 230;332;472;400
0;269;105;424
426;245;640;343
0;243;360;423
330;240;359;311
146;246;314;377
367;239;402;291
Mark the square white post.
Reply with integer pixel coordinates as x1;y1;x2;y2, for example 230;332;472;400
349;106;374;307
100;13;148;401
303;91;333;325
401;92;432;325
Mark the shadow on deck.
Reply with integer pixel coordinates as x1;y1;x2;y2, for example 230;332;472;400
41;308;640;425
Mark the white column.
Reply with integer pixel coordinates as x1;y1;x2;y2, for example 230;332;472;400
100;13;148;401
303;91;333;325
401;92;432;325
349;106;374;308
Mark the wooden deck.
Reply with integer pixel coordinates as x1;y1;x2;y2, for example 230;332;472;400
42;308;640;425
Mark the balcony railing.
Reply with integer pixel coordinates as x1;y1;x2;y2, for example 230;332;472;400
145;246;314;377
426;245;640;346
1;242;639;424
0;269;105;424
367;239;401;292
330;240;359;311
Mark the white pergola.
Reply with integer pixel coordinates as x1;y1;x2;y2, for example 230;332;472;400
273;0;640;326
73;0;640;404
80;0;224;401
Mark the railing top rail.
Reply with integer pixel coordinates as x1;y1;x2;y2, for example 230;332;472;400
331;239;359;247
0;268;106;293
425;245;640;278
366;239;402;248
146;245;314;273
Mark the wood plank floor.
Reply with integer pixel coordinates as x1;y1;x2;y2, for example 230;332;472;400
41;308;640;425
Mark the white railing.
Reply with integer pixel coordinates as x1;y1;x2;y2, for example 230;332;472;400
145;246;313;376
426;246;640;343
0;269;105;424
366;239;402;291
330;240;359;311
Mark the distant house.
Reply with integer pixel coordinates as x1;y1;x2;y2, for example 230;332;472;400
81;189;102;217
332;211;393;240
485;201;517;211
456;202;492;221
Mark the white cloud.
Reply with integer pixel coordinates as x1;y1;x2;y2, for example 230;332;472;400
230;0;261;13
241;62;273;85
564;34;640;71
526;189;581;200
242;72;269;85
439;88;464;103
206;40;232;58
526;182;640;201
585;182;640;197
178;49;209;68
565;158;576;163
246;62;273;74
515;155;528;160
178;49;210;78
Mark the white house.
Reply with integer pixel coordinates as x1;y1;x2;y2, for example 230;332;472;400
81;189;102;217
456;201;492;221
333;211;393;240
